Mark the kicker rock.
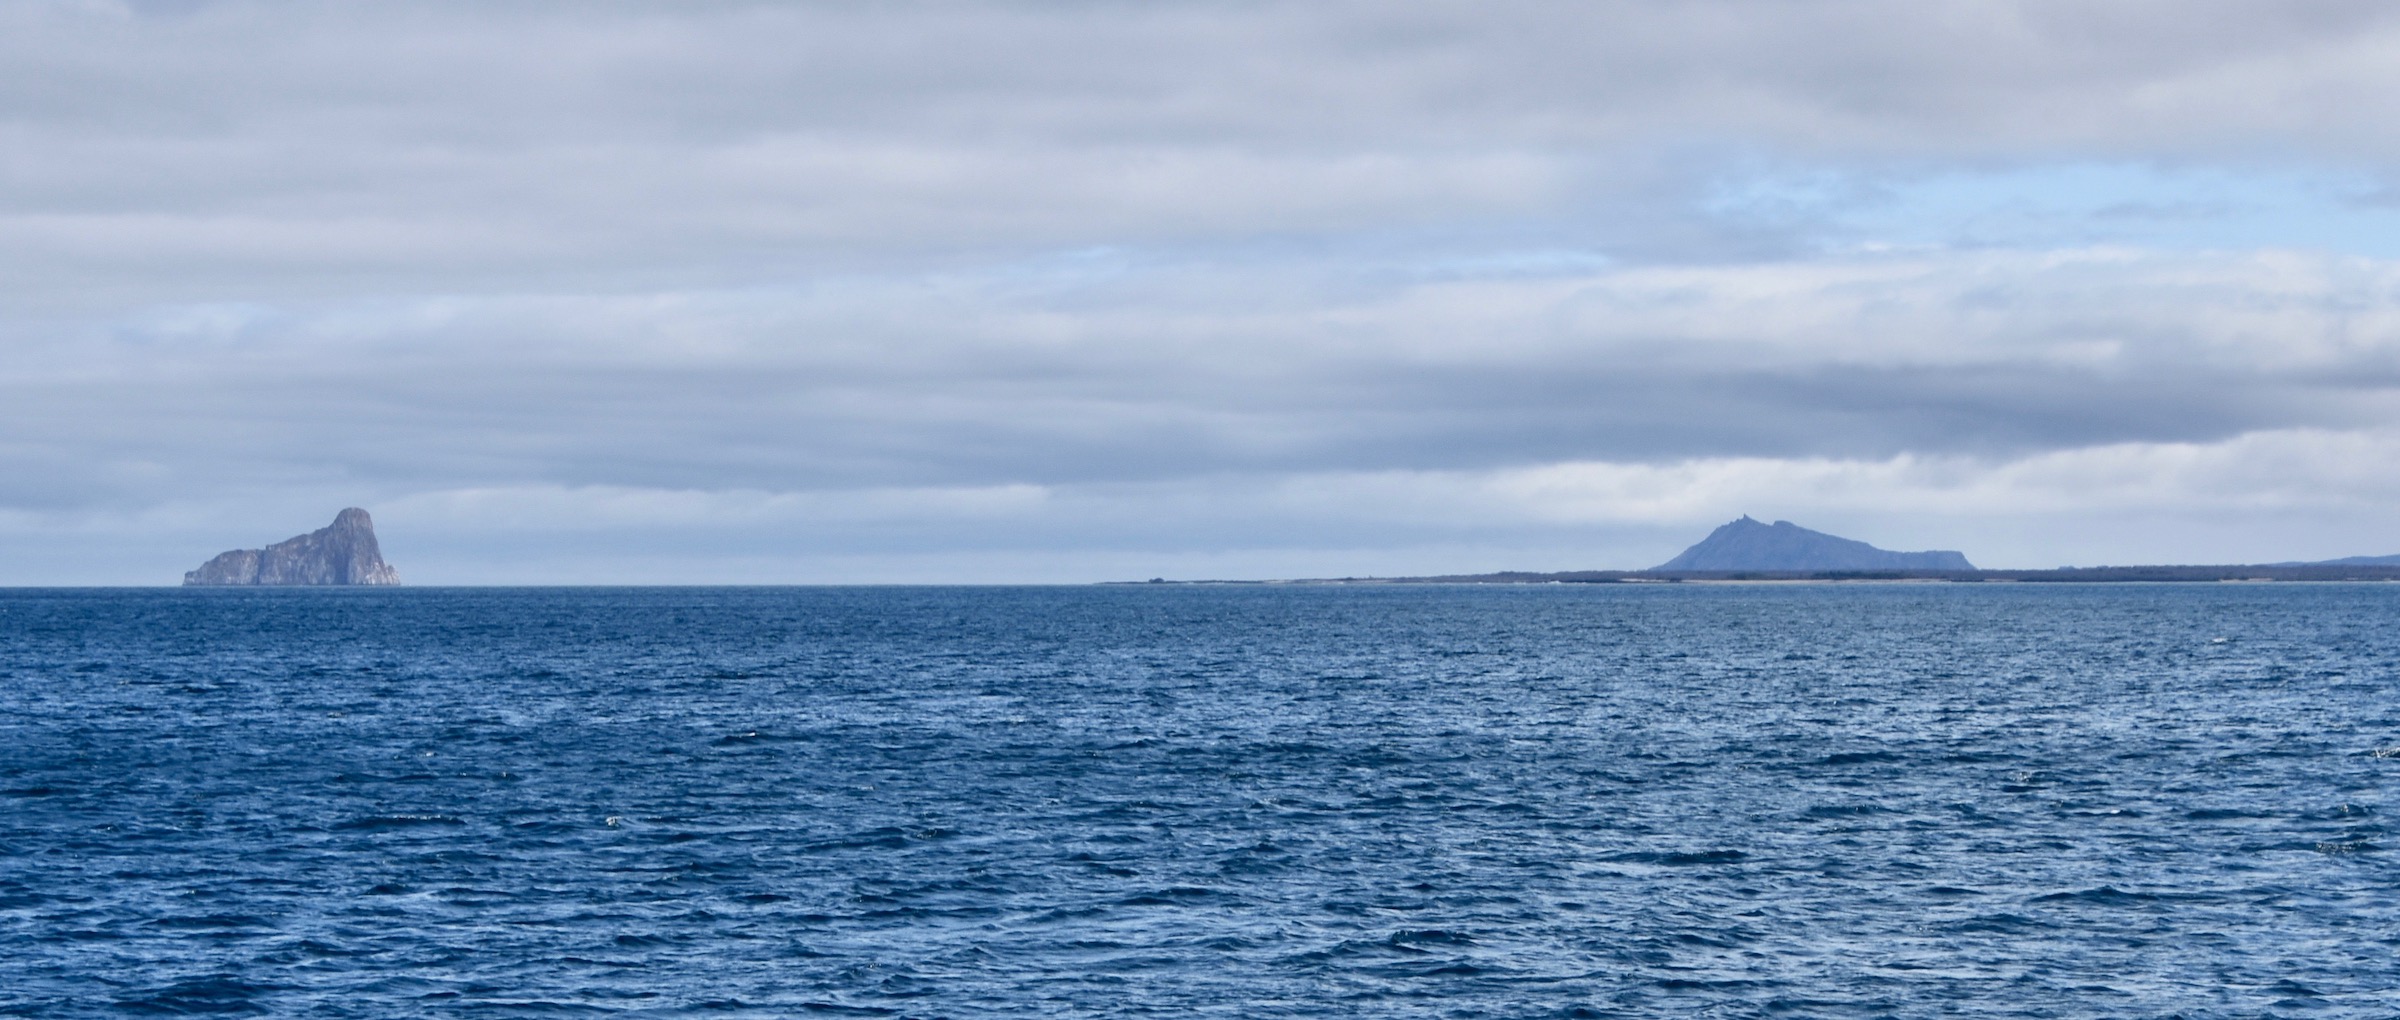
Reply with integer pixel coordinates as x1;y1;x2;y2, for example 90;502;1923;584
183;508;401;586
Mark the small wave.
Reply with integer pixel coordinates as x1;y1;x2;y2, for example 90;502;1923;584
800;827;912;853
1803;803;1888;818
711;730;788;746
2184;808;2270;820
1117;886;1223;906
2032;886;2157;904
554;956;645;970
1386;929;1476;947
1655;976;1764;990
114;974;281;1015
1606;849;1748;866
1817;750;1903;766
332;815;465;831
148;914;271;930
1948;912;2037;933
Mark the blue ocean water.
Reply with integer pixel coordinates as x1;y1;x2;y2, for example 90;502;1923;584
2;584;2397;1018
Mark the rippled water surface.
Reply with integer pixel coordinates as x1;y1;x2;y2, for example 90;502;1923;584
4;584;2399;1017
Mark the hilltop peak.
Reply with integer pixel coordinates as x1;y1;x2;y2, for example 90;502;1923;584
1656;517;1973;572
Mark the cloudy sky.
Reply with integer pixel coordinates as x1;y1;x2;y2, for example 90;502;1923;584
10;0;2400;582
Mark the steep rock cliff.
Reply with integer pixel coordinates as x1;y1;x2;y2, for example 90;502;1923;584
184;508;401;585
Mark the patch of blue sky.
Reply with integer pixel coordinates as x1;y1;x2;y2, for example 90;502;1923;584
1706;162;2400;258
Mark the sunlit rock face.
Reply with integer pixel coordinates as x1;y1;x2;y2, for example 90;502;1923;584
183;508;401;586
1655;516;1974;572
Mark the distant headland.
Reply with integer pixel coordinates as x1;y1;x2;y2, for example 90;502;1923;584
1119;516;2400;584
183;508;400;586
1654;515;1972;571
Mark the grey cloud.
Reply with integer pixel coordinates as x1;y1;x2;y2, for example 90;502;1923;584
7;1;2400;307
6;249;2397;519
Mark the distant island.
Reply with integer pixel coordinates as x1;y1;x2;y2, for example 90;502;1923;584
1654;515;1973;571
184;508;401;586
1117;516;2400;584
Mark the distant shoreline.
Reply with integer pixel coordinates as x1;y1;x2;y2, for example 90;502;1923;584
1115;565;2400;585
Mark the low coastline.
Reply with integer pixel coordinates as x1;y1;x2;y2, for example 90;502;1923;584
1116;564;2400;585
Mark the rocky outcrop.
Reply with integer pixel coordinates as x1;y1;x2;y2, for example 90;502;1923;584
1655;516;1974;572
184;508;401;586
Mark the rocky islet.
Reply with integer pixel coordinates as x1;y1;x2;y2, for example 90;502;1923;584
183;508;400;586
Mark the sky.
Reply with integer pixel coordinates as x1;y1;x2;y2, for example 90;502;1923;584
10;0;2400;583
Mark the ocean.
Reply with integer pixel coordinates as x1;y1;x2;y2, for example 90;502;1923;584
3;584;2395;1017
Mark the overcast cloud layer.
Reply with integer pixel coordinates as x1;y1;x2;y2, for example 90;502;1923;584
10;0;2400;582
